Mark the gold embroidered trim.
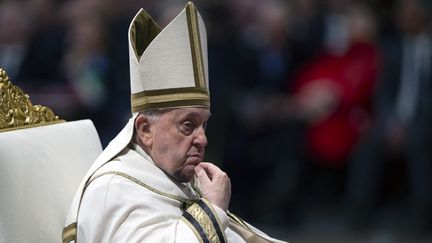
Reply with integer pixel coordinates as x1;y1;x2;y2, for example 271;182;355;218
181;217;205;243
191;181;227;242
131;92;209;107
62;222;77;243
202;198;227;242
228;219;274;243
131;87;208;98
228;212;250;229
86;171;199;204
0;68;63;131
186;2;207;89
227;213;277;242
132;99;210;113
186;201;223;243
130;87;210;112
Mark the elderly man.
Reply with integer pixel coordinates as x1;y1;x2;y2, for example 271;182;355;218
63;2;286;243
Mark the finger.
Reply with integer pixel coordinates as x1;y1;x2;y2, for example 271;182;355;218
198;162;224;178
194;165;211;184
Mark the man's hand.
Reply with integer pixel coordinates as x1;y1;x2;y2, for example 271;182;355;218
194;162;231;211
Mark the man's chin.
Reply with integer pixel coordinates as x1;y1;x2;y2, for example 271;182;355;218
172;169;195;183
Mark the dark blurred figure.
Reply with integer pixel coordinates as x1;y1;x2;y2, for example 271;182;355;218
62;0;109;108
290;0;325;67
346;0;432;230
195;0;238;165
222;0;306;225
61;0;112;143
16;0;66;87
101;0;161;146
0;1;32;80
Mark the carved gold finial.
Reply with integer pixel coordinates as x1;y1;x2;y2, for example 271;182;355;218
0;68;63;131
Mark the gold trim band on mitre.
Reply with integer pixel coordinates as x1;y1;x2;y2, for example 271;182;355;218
131;87;209;98
132;99;210;113
132;92;209;106
131;88;210;112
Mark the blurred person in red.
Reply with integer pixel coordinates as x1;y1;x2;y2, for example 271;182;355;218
244;2;381;214
288;3;380;170
345;0;432;228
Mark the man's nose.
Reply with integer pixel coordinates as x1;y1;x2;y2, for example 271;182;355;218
193;126;207;147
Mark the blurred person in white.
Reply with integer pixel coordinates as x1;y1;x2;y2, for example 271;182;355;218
346;0;432;228
248;0;380;191
63;2;287;243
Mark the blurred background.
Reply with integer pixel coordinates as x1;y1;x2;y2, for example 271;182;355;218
1;0;432;242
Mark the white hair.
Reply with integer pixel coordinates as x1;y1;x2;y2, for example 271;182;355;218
138;108;173;124
133;108;173;143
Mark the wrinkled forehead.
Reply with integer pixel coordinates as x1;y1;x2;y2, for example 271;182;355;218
168;107;211;119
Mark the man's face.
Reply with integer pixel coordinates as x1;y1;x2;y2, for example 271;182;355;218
149;107;210;182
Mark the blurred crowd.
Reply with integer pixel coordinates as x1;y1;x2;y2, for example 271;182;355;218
1;0;432;239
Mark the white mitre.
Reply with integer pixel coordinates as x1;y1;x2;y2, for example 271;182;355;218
63;2;209;241
129;2;209;111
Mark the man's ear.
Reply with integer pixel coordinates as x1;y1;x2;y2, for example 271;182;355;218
135;115;153;148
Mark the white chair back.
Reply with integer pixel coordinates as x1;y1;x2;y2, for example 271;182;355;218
0;68;103;242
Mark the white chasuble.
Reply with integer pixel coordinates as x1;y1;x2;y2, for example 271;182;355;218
74;143;284;242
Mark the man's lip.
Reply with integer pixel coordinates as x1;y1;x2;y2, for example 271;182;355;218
188;153;202;158
186;154;202;165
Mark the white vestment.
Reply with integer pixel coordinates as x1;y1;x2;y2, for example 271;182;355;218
76;143;285;242
64;3;287;241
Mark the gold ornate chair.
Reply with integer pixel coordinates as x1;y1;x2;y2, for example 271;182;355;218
0;69;103;242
